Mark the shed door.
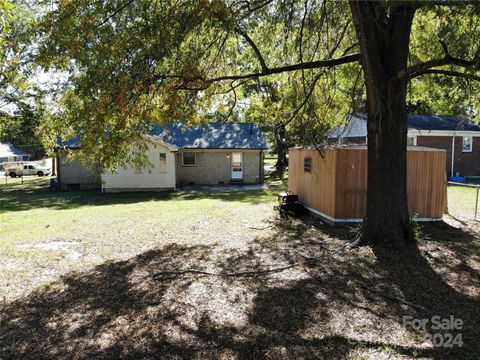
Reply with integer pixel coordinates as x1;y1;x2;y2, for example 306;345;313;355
231;152;243;180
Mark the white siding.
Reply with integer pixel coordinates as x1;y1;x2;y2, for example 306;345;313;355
101;142;176;191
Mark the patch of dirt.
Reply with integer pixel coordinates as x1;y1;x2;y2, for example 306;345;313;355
18;240;83;260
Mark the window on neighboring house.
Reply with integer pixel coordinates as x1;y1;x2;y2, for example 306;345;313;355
462;136;472;152
304;157;312;173
407;136;416;146
159;153;167;173
182;152;196;166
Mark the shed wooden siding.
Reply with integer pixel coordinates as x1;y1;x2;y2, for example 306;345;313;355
288;147;446;221
288;149;337;216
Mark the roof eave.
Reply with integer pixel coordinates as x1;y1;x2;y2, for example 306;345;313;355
180;146;268;150
144;134;179;151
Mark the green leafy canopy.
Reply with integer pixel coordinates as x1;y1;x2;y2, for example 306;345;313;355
31;0;480;169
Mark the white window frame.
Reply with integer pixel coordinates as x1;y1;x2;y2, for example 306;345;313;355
159;152;167;173
304;157;312;173
182;152;196;166
407;136;417;146
462;136;473;152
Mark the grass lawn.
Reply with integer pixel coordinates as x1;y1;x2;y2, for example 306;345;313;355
264;155;277;167
0;177;278;301
447;184;480;220
0;176;479;359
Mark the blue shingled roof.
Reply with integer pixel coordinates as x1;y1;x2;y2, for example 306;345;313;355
0;143;30;158
57;123;268;150
57;135;81;149
150;122;268;149
354;113;480;131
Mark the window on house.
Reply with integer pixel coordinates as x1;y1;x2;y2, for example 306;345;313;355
231;153;242;167
462;136;472;152
159;153;167;173
304;157;312;173
182;152;196;166
407;136;416;146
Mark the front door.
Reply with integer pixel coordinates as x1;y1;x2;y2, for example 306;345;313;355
231;152;243;181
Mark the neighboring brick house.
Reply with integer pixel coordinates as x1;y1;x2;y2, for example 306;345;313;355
56;123;268;192
331;114;480;177
0;143;30;171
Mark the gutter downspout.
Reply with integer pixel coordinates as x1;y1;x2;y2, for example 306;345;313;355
56;149;61;191
451;134;456;178
173;150;177;192
259;149;263;184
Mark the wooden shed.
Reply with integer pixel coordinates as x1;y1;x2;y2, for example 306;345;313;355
288;145;447;223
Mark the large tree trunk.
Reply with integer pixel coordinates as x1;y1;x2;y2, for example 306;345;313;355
350;2;416;247
274;123;288;172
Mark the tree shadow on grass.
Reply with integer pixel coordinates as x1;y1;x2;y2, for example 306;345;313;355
0;217;478;359
250;216;480;359
369;221;480;359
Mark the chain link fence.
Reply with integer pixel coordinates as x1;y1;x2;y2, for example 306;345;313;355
447;182;480;220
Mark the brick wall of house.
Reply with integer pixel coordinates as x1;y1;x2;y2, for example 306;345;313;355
343;136;367;144
416;136;452;175
175;149;264;186
452;136;480;176
416;136;480;176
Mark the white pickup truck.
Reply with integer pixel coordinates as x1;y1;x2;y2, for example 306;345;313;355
3;162;51;178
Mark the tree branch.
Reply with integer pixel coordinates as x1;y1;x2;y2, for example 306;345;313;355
414;0;480;7
155;53;360;89
96;0;136;27
278;72;324;128
235;27;268;72
208;53;360;82
401;55;478;79
409;69;480;82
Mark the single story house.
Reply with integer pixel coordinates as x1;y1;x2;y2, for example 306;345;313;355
56;122;268;192
331;114;480;177
0;143;30;171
